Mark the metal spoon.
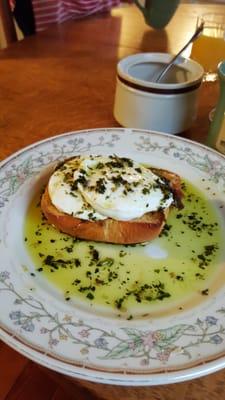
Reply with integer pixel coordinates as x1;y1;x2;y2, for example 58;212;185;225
154;21;204;83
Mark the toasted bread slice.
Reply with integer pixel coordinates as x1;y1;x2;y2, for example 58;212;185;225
41;165;183;244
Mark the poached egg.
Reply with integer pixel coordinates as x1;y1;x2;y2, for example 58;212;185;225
48;155;174;221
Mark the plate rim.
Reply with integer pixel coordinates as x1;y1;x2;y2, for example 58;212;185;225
1;127;225;170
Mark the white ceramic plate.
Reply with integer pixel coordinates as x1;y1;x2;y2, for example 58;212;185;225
1;128;225;386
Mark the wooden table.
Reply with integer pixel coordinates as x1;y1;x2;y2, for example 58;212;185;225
0;3;225;399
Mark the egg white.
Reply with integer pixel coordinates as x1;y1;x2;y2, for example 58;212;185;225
48;155;174;221
48;158;106;221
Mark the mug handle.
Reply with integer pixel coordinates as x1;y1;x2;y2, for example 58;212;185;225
133;0;145;12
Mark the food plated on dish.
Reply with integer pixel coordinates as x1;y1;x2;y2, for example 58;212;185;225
41;155;183;244
1;129;225;385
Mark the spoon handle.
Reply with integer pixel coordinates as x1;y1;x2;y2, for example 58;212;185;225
155;21;204;83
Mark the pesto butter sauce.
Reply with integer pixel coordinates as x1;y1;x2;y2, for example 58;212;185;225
24;180;224;319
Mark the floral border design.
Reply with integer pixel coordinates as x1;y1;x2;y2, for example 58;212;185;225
135;136;225;187
0;129;225;375
1;271;225;367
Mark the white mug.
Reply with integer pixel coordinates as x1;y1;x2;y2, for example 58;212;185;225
114;53;204;135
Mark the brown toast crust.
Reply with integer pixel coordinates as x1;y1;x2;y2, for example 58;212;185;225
41;166;183;244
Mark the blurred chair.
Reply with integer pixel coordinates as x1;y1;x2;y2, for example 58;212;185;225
0;0;17;46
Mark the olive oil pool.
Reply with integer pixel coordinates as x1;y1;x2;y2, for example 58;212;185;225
24;180;224;319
